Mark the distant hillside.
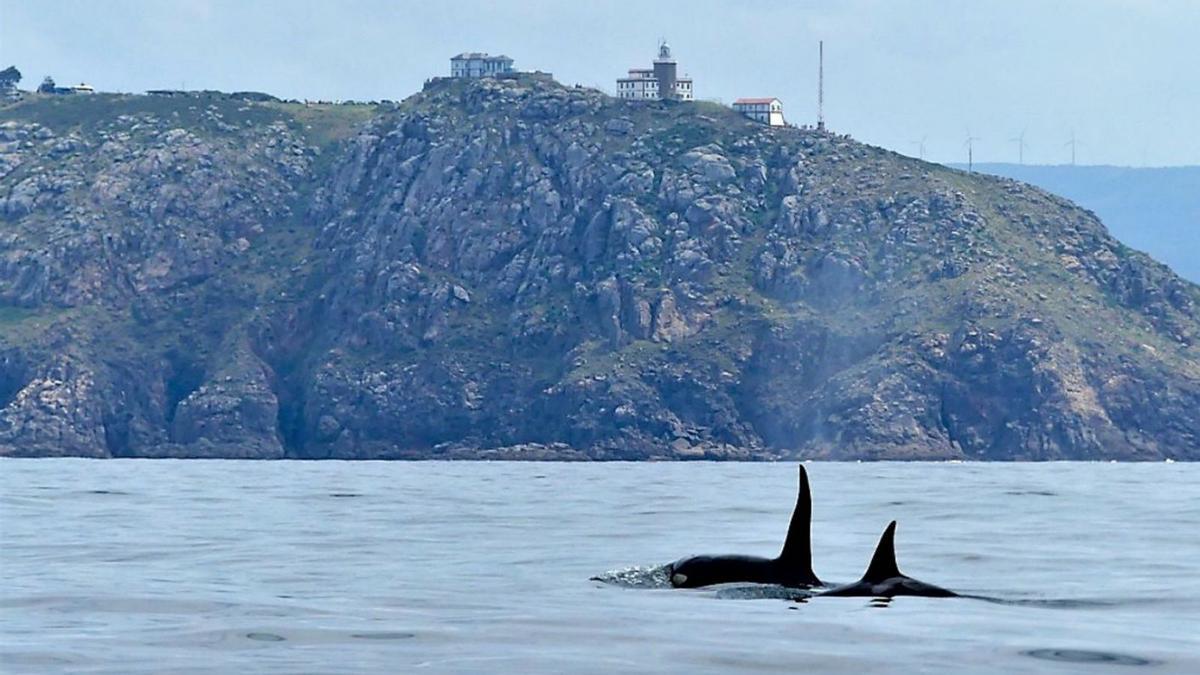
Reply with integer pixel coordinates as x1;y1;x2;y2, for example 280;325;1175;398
2;79;1199;460
950;164;1200;283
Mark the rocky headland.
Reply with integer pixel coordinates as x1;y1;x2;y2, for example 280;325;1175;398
2;74;1197;460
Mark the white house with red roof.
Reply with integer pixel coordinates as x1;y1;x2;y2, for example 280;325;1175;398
733;98;785;126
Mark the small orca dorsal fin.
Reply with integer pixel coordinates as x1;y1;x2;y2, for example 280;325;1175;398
777;465;818;583
861;521;902;582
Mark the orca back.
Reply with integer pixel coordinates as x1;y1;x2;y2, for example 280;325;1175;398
668;465;821;589
860;520;902;583
820;520;957;598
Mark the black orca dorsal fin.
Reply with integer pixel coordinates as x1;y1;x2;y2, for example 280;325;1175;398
861;521;902;582
777;465;815;577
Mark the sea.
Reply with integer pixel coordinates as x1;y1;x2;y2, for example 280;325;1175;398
2;459;1198;674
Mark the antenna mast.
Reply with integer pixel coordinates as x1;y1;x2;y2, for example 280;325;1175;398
964;133;980;172
817;41;825;131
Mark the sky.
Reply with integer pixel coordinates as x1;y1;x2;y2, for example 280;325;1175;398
2;0;1198;167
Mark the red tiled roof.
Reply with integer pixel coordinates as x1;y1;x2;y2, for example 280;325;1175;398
734;97;779;105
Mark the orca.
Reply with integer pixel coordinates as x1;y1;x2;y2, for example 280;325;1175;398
666;465;821;589
818;521;957;598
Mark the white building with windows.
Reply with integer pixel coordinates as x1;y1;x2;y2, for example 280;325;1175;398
616;43;693;101
616;69;657;99
733;98;785;126
450;53;514;78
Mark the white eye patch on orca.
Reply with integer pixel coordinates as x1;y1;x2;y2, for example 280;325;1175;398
672;573;688;586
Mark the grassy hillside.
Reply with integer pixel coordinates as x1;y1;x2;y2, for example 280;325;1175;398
952;163;1200;283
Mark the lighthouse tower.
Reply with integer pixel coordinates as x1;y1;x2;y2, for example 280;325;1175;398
653;41;678;101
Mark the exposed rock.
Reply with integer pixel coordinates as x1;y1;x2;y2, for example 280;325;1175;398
170;340;284;458
0;354;108;457
680;144;737;183
1;77;1197;460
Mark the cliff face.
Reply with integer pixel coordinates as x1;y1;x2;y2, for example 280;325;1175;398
2;76;1198;460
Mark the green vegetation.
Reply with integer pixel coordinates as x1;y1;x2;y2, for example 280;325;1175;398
4;92;281;136
1;77;1196;460
268;101;379;149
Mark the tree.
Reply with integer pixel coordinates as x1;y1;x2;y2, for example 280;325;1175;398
0;66;20;89
38;75;56;94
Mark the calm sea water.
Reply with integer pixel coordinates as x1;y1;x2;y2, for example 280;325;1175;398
2;460;1198;674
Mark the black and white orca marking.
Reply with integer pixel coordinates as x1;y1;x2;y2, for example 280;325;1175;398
667;465;821;589
818;521;957;598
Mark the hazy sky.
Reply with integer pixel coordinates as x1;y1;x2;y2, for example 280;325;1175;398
3;0;1198;166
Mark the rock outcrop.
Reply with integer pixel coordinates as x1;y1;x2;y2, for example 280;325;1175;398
2;77;1197;460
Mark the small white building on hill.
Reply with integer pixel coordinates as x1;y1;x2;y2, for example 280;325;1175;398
450;53;514;78
733;98;784;126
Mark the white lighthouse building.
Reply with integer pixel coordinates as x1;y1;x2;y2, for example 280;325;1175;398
616;43;694;101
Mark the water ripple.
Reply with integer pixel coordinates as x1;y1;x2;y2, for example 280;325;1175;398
2;459;1198;674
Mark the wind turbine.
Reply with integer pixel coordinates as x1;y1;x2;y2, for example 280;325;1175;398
964;132;981;173
1009;129;1028;165
910;135;927;161
1064;130;1080;166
